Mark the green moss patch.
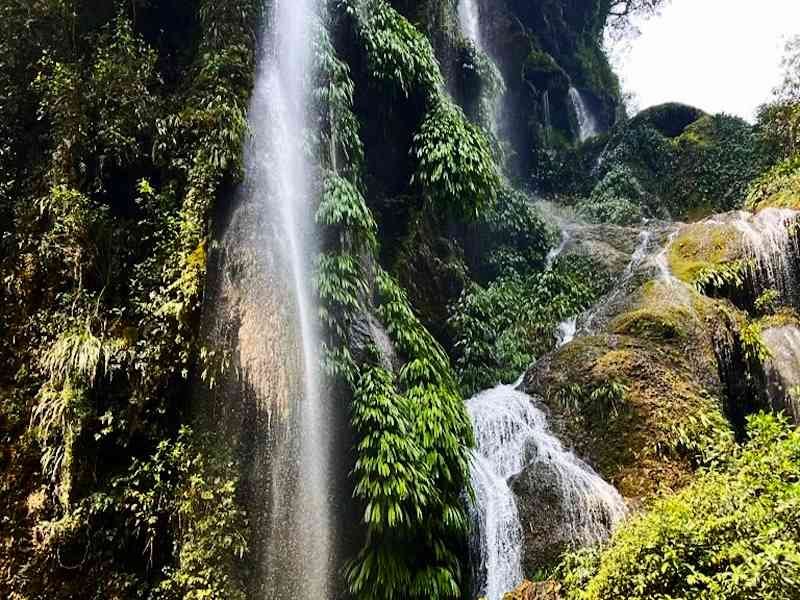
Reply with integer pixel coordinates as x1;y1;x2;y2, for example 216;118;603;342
667;222;743;283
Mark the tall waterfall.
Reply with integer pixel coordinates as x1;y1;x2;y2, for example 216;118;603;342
569;87;598;143
199;0;335;597
468;381;627;600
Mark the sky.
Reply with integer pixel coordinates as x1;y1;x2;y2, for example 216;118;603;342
609;0;800;121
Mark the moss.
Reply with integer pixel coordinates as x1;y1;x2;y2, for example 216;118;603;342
534;334;721;498
667;222;742;283
609;306;691;342
757;307;800;330
525;277;738;500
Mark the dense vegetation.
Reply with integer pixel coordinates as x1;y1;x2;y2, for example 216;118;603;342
0;1;257;597
3;0;800;599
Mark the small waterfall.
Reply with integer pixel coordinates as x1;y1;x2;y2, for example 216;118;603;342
457;0;506;142
557;317;577;347
457;0;482;51
542;90;552;145
731;208;800;305
568;87;598;143
582;229;657;333
546;226;572;269
468;381;627;600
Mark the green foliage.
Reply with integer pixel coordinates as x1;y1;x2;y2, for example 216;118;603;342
124;429;248;600
746;154;800;211
449;260;600;395
693;260;748;295
313;34;473;600
581;111;770;218
738;320;773;366
314;26;364;181
560;413;800;600
342;0;443;99
0;1;257;596
553;380;629;421
754;289;781;316
411;98;501;220
477;187;552;280
576;195;642;226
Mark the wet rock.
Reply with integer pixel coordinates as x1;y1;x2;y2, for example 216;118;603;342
510;460;586;572
521;278;731;499
349;311;400;373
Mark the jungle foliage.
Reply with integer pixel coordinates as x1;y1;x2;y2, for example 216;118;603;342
559;413;800;600
0;1;258;597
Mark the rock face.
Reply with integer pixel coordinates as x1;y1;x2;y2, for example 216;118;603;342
518;243;733;530
511;207;800;575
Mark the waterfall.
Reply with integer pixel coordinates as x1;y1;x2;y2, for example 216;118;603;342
581;228;659;333
731;208;800;305
253;1;334;595
457;0;506;143
542;90;552;145
200;0;335;596
457;0;482;52
468;381;627;600
569;87;598;143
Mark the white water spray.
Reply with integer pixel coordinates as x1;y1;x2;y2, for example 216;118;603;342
220;0;333;595
731;208;800;304
468;381;627;600
458;0;482;52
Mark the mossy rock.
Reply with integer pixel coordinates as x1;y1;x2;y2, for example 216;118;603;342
522;278;729;501
667;220;743;284
502;580;562;600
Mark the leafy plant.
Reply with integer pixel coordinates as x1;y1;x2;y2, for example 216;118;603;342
411;98;501;220
693;260;748;294
559;413;800;600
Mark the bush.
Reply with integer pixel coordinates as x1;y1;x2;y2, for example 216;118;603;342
449;259;600;395
560;413;800;600
411;98;501;220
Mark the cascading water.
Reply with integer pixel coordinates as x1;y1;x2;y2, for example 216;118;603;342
731;208;800;305
542;90;552;145
468;381;627;600
457;0;506;141
253;2;334;595
569;87;598;143
199;0;335;597
457;0;482;51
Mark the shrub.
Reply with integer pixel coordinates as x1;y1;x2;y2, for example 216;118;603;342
560;413;800;600
411;98;501;220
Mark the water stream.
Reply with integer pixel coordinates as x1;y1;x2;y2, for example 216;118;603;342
731;208;800;305
468;381;627;600
568;87;598;143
